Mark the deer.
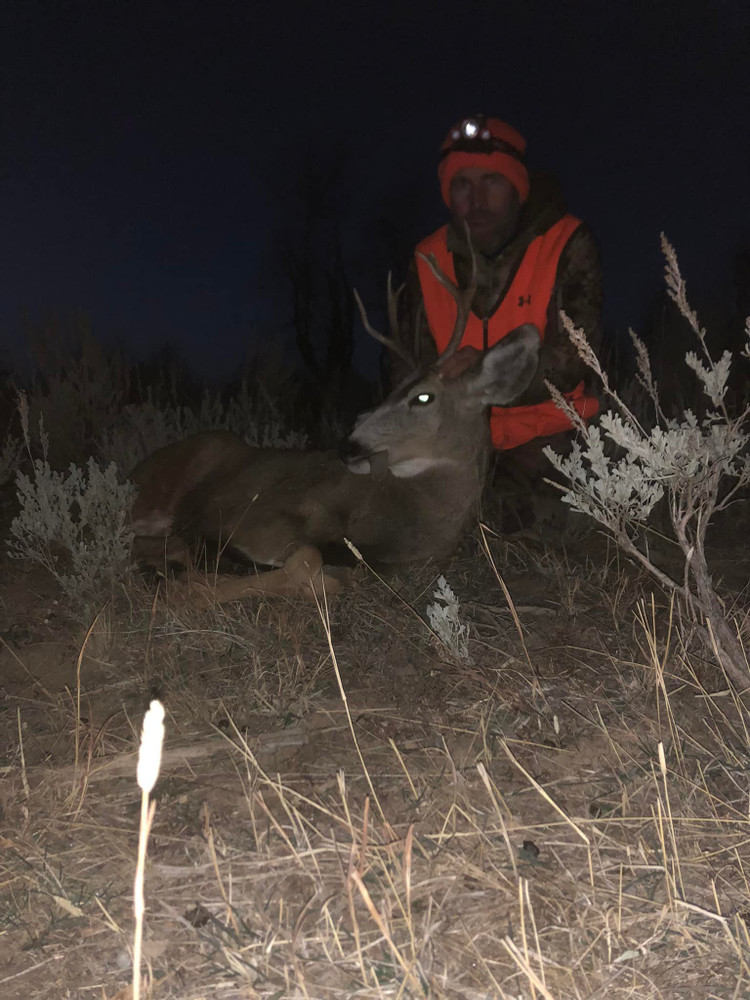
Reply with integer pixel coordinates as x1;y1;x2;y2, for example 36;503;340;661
129;252;541;602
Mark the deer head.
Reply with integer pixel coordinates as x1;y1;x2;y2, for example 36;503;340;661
347;240;540;478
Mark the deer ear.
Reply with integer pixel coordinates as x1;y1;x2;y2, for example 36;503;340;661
471;324;541;406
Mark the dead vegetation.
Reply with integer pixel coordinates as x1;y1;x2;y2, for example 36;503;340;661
2;523;750;1000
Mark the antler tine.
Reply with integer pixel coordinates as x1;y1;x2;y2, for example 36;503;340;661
417;223;478;363
417;256;477;362
465;223;479;292
353;282;414;368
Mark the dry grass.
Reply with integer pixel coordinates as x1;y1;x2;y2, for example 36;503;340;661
1;529;749;999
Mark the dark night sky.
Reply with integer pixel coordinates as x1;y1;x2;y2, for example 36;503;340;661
2;0;748;380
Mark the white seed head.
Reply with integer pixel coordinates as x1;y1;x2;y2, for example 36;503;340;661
136;700;165;794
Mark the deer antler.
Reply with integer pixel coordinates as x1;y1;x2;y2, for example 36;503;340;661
417;223;478;363
353;274;414;369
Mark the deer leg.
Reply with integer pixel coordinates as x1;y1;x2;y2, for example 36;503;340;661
183;544;347;606
133;533;191;571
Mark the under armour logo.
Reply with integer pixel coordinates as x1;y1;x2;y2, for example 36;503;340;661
518;294;531;307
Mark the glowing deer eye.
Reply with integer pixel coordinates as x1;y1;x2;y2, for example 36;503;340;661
410;392;434;407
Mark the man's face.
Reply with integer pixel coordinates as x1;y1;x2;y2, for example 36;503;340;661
449;167;521;253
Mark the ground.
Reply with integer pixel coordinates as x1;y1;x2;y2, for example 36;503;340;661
1;518;749;999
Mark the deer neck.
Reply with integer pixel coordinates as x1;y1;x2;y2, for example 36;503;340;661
379;446;488;514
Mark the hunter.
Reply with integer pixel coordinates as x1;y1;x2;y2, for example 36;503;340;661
395;115;603;524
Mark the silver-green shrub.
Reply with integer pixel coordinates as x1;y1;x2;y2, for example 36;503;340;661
8;457;136;606
544;235;750;687
98;383;308;472
426;575;472;663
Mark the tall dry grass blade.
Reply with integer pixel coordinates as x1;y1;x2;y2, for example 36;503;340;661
477;761;518;877
201;801;242;936
313;581;388;825
502;935;557;999
501;740;590;844
16;706;30;802
479;522;537;677
349;869;423;993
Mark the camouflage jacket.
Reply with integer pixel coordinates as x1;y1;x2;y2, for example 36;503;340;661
392;171;603;407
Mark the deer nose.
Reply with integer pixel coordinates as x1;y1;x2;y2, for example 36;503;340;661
339;438;363;463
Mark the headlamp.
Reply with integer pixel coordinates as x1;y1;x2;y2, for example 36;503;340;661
450;116;492;143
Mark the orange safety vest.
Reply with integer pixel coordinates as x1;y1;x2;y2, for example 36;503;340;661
415;216;600;450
